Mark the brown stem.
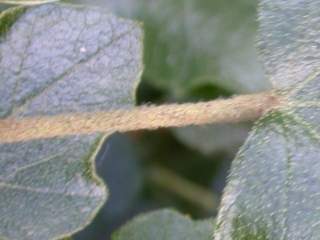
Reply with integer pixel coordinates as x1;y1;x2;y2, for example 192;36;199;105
0;0;59;5
0;91;281;143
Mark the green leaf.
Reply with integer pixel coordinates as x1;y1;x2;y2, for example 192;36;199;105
112;209;214;240
215;83;320;238
258;0;320;89
215;1;320;238
78;0;270;95
141;0;269;94
0;3;142;240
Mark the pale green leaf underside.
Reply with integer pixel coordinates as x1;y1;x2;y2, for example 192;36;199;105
0;4;142;240
112;209;214;240
258;0;320;89
215;74;320;239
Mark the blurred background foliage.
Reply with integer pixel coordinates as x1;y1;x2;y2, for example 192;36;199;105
0;0;270;239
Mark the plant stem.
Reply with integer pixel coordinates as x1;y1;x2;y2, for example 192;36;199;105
0;0;59;5
147;165;219;212
0;91;281;143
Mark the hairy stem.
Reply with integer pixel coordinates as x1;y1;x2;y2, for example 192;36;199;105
0;0;59;5
0;91;281;143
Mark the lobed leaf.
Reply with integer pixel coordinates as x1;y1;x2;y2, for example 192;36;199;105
73;134;143;239
0;3;143;240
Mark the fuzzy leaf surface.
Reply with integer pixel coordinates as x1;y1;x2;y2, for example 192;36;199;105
0;4;142;240
215;0;320;238
258;0;320;89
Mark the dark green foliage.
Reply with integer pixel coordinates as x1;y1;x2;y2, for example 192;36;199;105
0;6;24;36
